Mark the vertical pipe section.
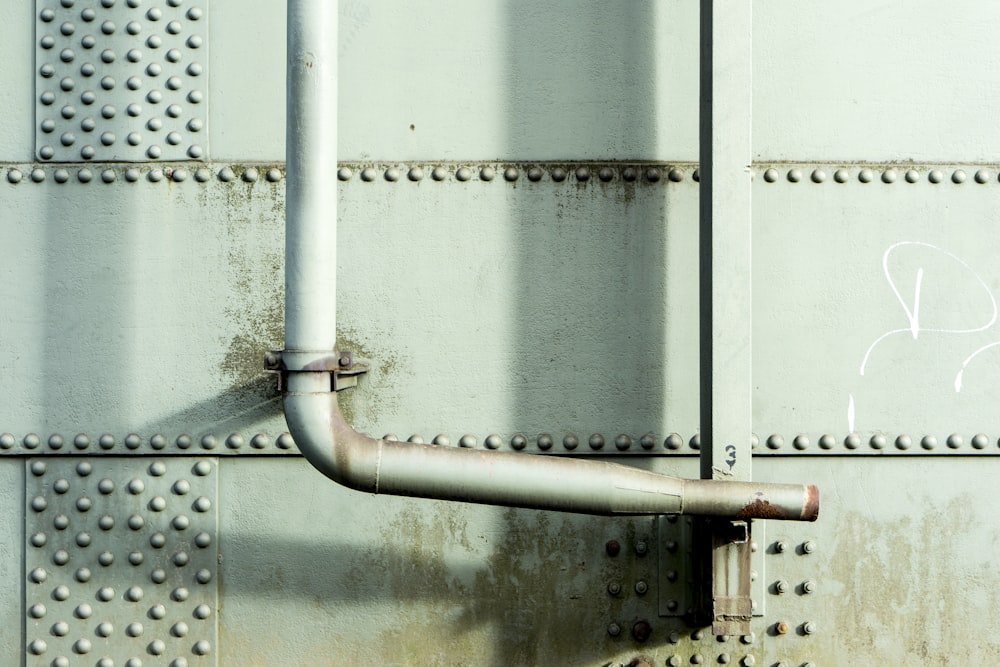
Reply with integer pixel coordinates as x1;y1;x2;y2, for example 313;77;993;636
699;0;753;482
286;0;338;395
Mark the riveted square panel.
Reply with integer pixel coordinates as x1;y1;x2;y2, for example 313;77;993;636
34;0;208;162
24;457;218;667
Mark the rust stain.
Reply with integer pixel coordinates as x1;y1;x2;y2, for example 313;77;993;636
736;498;793;521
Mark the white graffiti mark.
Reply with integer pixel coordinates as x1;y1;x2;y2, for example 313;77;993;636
858;241;998;376
955;341;1000;392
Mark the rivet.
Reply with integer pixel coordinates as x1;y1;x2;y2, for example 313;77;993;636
200;434;217;449
171;168;189;182
792;435;809;450
243;167;259;182
171;621;189;637
947;433;963;449
54;479;70;493
406;167;422;182
975;170;991;184
266;168;282;182
631;620;652;642
31;168;47;183
123;168;140;182
250;434;270;449
639;433;655;450
562;434;579;450
76;460;92;476
845;433;861;449
75;602;92;618
128;478;145;494
905;169;919;183
455;167;471;182
634;580;648;595
149;460;166;476
431;434;449;446
774;580;789;594
667;657;681;667
6;169;22;184
666;598;678;610
97;587;114;602
952;169;967;184
54;168;70;183
29;567;48;583
485;434;502;449
719;653;731;664
787;168;802;183
172;585;190;600
226;433;244;449
149;496;166;511
858;169;873;183
151;568;166;583
668;168;684;182
99;168;115;183
895;434;911;450
52;621;68;636
607;622;621;637
193;604;211;619
510;434;527;450
575;166;590;182
527;167;543;181
148;639;165;655
31;496;48;512
147;433;166;450
607;582;621;595
53;585;70;601
599;167;614;182
125;586;143;601
126;622;143;637
149;604;166;619
129;551;144;565
480;166;495;181
31;532;47;547
551;167;566;182
869;433;886;449
537;434;553;450
194;531;211;548
218;166;237;182
194;168;211;182
816;434;834;449
622;167;638;181
801;540;816;554
766;434;783;450
692;168;701;182
882;169;897;184
690;434;701;450
589;434;605;450
128;514;144;530
606;540;621;557
504;167;519;182
459;434;477;448
73;639;92;655
741;656;755;667
77;168;94;183
172;515;190;530
664;433;683;450
150;531;166;548
196;568;212;584
741;633;755;645
972;433;988;450
430;166;446;181
193;496;211;511
276;433;294;449
645;167;661;182
76;532;91;547
692;655;704;664
97;622;113;637
76;496;92;511
615;434;632;451
810;169;826;183
928;169;943;183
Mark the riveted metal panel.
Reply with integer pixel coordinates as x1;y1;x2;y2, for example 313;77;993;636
34;0;209;162
24;457;218;667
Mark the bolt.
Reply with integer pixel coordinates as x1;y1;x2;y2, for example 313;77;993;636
801;540;816;554
666;599;678;612
338;353;351;368
802;621;817;635
634;580;649;595
774;540;788;553
775;622;789;635
802;579;816;594
608;623;621;637
635;540;648;556
665;540;678;553
263;352;280;369
606;540;621;557
631;620;652;642
741;656;756;667
666;569;678;582
774;580;789;594
608;582;622;596
740;633;755;645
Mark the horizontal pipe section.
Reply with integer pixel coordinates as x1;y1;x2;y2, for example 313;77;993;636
284;388;818;521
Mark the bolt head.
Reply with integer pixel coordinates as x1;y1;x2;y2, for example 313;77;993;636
605;540;621;557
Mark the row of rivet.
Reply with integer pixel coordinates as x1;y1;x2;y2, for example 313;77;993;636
4;165;281;184
335;164;695;184
2;430;997;454
2;432;294;453
763;166;996;185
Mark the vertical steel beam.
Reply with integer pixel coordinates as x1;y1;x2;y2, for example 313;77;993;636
696;0;754;637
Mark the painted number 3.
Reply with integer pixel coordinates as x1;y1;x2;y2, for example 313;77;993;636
725;444;737;470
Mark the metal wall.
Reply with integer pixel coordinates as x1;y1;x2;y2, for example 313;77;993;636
3;1;1000;665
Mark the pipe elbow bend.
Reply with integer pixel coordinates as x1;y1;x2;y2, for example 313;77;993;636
282;390;379;492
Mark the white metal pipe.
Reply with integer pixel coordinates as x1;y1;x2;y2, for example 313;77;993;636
281;0;818;521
